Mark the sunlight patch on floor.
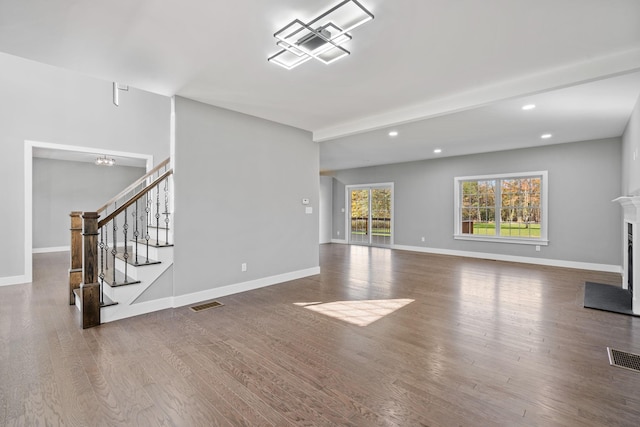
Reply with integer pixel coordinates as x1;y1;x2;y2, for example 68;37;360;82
294;299;414;326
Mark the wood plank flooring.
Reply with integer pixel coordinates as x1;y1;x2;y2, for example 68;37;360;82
1;244;639;426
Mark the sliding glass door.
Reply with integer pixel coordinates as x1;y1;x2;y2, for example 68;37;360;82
348;184;393;247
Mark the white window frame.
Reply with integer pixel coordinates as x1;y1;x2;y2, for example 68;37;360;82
454;171;549;246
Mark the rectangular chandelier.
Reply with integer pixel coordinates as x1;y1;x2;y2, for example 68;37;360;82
268;0;374;70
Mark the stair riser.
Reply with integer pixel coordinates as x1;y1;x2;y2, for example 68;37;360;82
144;226;174;244
112;247;173;281
125;243;170;263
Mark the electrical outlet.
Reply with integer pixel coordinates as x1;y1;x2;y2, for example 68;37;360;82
535;245;540;252
421;237;425;242
241;262;247;272
337;231;340;236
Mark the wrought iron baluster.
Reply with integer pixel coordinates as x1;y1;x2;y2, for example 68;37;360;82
145;195;151;263
111;216;117;285
104;223;109;273
123;209;129;281
99;227;105;305
133;200;139;265
156;185;160;244
164;178;170;245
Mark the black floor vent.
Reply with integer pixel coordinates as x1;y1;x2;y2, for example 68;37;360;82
190;301;224;312
607;347;640;373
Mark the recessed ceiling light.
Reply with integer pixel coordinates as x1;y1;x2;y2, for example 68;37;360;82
388;131;398;137
433;148;442;154
522;104;536;110
541;133;552;139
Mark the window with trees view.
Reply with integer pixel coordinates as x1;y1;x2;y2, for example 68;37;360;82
454;171;548;245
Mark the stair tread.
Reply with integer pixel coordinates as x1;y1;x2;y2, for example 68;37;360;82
113;247;161;266
130;238;174;248
72;288;119;308
101;268;141;287
100;293;118;307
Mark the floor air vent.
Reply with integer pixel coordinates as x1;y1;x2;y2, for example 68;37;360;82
190;301;224;312
607;347;640;373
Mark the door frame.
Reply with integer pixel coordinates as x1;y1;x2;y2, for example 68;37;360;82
345;182;394;247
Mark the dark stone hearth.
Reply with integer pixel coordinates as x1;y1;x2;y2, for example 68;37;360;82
584;282;638;317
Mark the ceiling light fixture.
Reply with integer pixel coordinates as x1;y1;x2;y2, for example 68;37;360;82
95;155;116;166
267;0;374;70
541;133;552;139
434;148;442;154
522;104;536;110
388;130;398;137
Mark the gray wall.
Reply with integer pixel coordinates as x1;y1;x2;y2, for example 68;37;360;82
0;52;170;281
32;158;145;249
331;138;622;265
173;97;319;296
622;93;640;195
319;175;333;244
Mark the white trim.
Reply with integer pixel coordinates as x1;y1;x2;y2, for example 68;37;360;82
331;239;348;244
170;97;176;172
24;140;155;283
33;246;70;254
345;182;394;247
172;266;321;308
27;140;154;172
393;244;622;273
102;297;174;323
453;235;549;246
24;143;33;283
0;275;30;287
454;170;548;244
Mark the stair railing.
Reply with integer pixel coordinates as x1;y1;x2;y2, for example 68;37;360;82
69;158;173;328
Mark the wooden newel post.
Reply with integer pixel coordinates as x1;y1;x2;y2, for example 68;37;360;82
81;212;100;329
69;211;83;305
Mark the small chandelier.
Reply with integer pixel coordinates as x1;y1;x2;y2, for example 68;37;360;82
268;0;374;70
95;155;116;166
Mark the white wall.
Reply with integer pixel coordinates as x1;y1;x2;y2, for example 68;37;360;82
622;94;640;195
330;138;622;268
319;176;333;244
0;52;170;285
173;97;319;301
32;158;145;250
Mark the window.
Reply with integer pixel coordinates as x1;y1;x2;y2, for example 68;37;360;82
454;171;548;245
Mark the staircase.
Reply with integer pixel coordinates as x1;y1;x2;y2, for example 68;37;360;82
69;158;174;328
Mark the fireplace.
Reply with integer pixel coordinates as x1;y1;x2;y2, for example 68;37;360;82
613;196;640;315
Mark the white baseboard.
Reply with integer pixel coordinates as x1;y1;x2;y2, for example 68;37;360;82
392;244;622;274
102;297;174;323
172;266;321;308
0;275;30;287
102;266;321;322
331;239;348;244
33;246;70;254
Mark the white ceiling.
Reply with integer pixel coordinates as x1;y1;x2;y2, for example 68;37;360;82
2;0;640;171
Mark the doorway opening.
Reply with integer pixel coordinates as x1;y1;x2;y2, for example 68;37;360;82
347;183;393;247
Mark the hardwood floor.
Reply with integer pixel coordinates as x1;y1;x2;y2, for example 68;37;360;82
1;244;639;426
